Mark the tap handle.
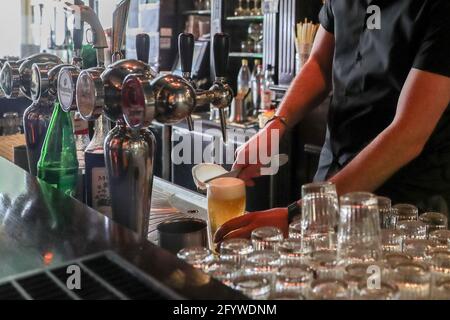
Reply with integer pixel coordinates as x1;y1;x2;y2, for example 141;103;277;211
219;108;228;143
73;27;83;51
213;33;230;79
136;33;150;64
178;33;195;75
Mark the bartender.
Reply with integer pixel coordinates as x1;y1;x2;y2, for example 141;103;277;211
214;0;450;242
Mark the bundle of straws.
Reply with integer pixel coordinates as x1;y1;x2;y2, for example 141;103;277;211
295;19;319;53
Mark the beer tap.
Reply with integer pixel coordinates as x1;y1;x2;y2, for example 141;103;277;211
0;53;62;100
75;0;152;122
205;33;233;142
178;33;196;131
57;2;109;113
74;0;157;240
31;62;72;104
121;33;233;142
0;53;63;175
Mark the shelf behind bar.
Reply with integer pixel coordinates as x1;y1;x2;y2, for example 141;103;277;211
229;52;263;59
182;10;211;16
226;15;264;21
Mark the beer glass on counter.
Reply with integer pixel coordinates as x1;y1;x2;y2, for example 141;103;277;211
207;177;246;245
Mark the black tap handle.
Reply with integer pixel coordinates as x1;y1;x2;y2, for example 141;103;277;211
178;33;195;74
73;27;84;51
213;33;230;78
136;33;150;64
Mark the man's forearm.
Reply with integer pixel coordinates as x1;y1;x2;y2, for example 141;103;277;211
275;58;331;131
328;69;450;196
271;27;334;133
328;125;423;195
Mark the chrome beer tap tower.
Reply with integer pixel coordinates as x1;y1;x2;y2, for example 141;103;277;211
57;2;109;113
0;53;62;175
113;32;233;240
73;0;158;240
121;32;233;142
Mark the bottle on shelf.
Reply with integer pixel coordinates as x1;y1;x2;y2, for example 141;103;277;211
230;59;252;123
37;102;79;197
261;64;276;110
250;59;263;115
237;58;252;108
238;59;251;93
84;115;112;217
72;112;90;171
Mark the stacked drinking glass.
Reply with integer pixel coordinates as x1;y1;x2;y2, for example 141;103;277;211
177;182;450;300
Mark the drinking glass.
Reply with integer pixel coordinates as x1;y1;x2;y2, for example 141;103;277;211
392;203;418;222
220;238;253;266
396;221;427;240
234;0;244;16
382;252;413;269
337;192;382;266
251;0;262;16
382;252;412;280
432;279;450;300
269;291;306;300
392;262;431;300
309;249;339;280
278;239;308;265
207;177;246;245
205;260;240;286
232;275;271;300
288;221;302;239
248;23;263;52
251;226;284;251
356;281;400;300
275;264;314;296
403;239;436;263
3;112;20;135
301;182;339;253
429;229;450;249
429;250;450;283
310;279;350;300
419;212;448;235
343;262;379;298
381;229;405;253
242;0;252;15
377;196;395;229
243;250;281;284
177;247;215;271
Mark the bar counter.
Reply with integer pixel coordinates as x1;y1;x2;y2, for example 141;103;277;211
0;157;243;300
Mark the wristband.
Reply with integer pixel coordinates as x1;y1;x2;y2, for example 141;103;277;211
264;115;289;130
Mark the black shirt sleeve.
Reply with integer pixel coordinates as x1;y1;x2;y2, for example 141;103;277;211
319;0;334;34
413;0;450;78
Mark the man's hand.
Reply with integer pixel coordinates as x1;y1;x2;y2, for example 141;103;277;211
213;208;289;244
232;26;335;187
232;124;283;187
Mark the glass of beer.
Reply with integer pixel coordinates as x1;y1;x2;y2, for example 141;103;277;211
207;177;246;244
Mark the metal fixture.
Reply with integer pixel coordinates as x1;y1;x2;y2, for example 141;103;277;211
121;33;233;142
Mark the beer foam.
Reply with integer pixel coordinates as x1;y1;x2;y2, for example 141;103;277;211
208;177;246;200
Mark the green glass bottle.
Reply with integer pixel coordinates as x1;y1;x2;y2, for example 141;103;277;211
37;102;79;197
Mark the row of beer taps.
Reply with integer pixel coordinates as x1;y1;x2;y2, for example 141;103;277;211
0;0;234;240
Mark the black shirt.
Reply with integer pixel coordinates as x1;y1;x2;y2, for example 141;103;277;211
317;0;450;211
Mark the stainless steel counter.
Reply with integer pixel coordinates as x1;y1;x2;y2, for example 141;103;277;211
148;177;207;244
0;157;242;299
